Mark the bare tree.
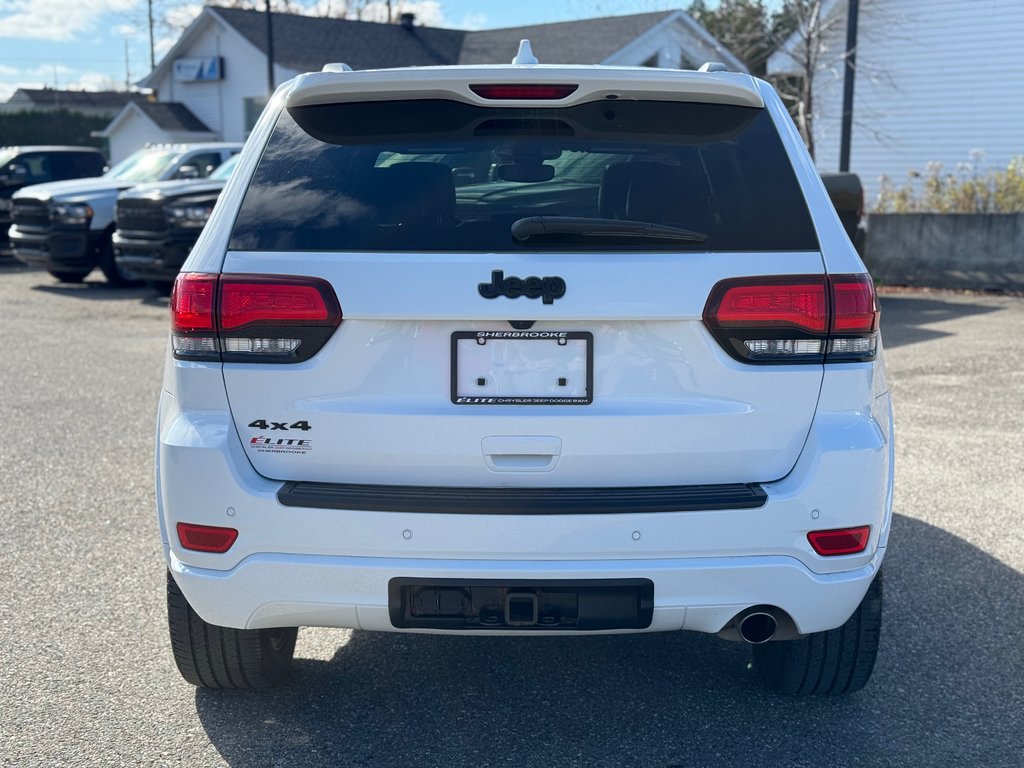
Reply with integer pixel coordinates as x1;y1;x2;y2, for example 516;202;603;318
765;0;853;161
688;0;775;77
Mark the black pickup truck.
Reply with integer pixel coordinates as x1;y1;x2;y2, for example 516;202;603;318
112;155;238;291
1;146;106;256
821;171;865;252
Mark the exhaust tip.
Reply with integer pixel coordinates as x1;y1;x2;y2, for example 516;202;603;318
739;611;778;644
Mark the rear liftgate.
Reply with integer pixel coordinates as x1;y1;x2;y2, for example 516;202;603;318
389;579;654;630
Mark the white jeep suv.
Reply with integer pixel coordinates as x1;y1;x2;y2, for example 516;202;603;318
158;52;893;695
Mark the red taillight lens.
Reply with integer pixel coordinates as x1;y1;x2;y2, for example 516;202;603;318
170;273;217;332
171;273;342;363
703;274;879;364
177;522;238;553
220;276;338;331
469;84;579;100
830;274;878;333
807;526;871;556
709;278;828;333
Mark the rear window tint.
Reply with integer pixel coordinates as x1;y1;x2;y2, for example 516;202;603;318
229;99;818;252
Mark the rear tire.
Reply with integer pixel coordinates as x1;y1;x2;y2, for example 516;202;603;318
753;569;882;695
48;270;90;283
146;279;175;296
98;235;142;287
166;570;297;688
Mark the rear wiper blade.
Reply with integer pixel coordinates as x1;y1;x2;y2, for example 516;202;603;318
511;216;707;243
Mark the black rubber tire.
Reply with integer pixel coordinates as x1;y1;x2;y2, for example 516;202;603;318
753;569;882;695
98;234;142;287
166;570;298;688
145;280;175;296
48;269;90;283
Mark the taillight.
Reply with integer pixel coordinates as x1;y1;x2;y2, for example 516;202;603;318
171;273;342;363
827;274;879;361
469;84;579;100
177;522;238;553
703;274;878;364
807;526;871;556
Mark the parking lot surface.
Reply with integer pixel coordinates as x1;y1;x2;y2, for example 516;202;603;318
1;262;1022;767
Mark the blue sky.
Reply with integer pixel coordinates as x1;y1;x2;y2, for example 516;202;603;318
0;1;693;100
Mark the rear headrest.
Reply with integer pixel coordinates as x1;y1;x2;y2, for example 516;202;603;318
375;162;455;226
599;161;705;226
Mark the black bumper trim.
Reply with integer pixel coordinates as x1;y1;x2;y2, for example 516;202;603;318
277;481;767;514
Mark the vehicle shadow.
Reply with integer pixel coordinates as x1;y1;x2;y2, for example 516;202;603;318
194;514;1024;768
880;294;1001;349
0;257;34;273
32;278;156;301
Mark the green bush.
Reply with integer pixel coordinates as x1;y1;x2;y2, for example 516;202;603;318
874;153;1024;214
0;110;109;153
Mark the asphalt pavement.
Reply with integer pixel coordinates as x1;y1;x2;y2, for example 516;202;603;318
1;261;1022;767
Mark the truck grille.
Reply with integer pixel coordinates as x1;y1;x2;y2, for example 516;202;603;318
12;199;50;228
117;199;167;235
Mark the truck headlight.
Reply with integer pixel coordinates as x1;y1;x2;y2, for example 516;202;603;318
50;202;93;226
166;204;214;229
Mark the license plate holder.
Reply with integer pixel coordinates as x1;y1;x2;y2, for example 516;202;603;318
451;331;593;405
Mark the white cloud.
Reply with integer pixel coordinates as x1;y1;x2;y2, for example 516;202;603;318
0;0;138;42
453;13;487;30
65;71;123;90
21;64;76;78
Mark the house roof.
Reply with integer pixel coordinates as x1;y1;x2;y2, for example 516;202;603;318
210;6;466;72
140;6;747;91
95;100;214;138
457;11;676;65
133;101;211;132
6;88;140;109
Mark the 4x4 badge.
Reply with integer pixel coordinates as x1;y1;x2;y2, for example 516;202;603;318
478;270;566;304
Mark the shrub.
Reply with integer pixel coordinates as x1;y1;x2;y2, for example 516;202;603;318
874;152;1024;214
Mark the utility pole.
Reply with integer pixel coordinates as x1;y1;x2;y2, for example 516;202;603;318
266;0;276;95
125;39;131;90
148;0;155;70
838;0;860;172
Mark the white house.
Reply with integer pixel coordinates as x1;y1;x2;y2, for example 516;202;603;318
98;6;745;162
95;99;218;163
768;0;1024;203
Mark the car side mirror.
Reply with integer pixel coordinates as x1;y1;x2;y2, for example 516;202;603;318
175;165;200;180
0;163;29;186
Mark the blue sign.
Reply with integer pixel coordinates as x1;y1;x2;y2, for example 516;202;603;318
173;57;224;82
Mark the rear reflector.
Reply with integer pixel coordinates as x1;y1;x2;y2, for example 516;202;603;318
177;522;238;553
171;273;342;363
703;274;879;364
469;84;579;100
807;526;871;556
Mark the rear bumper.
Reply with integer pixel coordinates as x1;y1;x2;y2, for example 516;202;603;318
112;233;193;282
156;362;895;636
168;546;883;635
9;225;101;271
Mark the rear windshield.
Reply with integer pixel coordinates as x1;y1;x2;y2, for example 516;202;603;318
229;99;818;252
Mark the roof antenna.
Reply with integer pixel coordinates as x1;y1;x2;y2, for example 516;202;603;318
512;39;538;65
